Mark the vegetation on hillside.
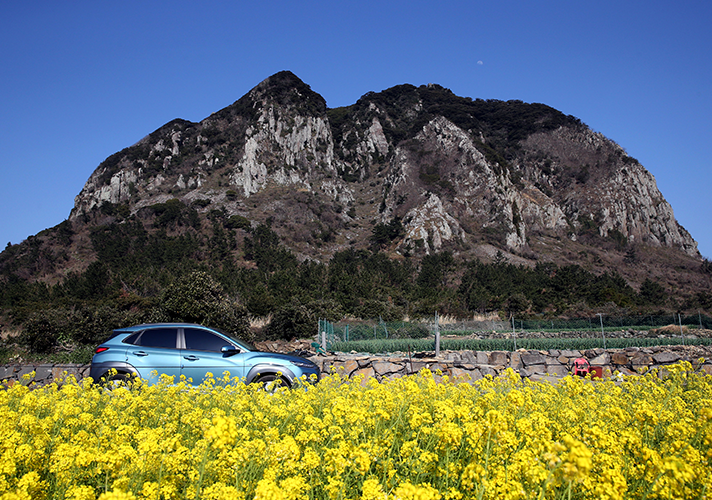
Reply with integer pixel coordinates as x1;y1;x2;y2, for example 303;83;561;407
1;208;710;360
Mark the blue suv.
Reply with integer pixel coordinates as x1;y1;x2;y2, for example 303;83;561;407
89;323;320;387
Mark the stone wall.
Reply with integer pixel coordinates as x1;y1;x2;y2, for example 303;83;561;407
310;345;712;383
0;364;90;386
2;345;711;387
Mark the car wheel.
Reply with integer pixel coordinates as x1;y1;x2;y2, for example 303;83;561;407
104;372;131;389
254;374;289;392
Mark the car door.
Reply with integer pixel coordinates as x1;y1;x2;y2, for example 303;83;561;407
180;327;245;385
126;327;181;384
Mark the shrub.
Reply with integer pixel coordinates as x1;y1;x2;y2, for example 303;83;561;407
151;199;186;228
263;302;313;341
18;310;65;354
353;299;403;322
69;305;146;346
159;271;249;337
264;299;344;341
226;215;251;231
191;198;211;209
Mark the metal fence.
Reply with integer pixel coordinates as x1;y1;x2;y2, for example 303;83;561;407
318;313;712;351
500;313;712;333
317;317;432;349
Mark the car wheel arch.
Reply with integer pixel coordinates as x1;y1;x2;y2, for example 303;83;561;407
92;362;140;384
245;364;295;386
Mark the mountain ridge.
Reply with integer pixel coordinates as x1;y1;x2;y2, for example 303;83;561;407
69;71;698;259
2;71;708;316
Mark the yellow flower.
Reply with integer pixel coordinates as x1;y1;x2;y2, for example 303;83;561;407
200;482;246;500
361;478;386;500
97;490;137;500
393;482;442;500
254;475;308;500
65;485;96;500
559;434;593;482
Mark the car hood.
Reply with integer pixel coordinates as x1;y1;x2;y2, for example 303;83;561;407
243;351;316;365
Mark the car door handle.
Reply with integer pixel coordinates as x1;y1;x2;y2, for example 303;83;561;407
131;351;148;357
183;355;199;361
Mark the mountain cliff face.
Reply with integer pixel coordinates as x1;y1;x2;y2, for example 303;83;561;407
69;71;698;266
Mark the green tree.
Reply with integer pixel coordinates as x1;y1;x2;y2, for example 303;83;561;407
639;278;667;306
159;271;249;336
226;215;251;231
263;299;343;341
504;292;532;315
416;252;454;290
18;310;64;354
244;224;297;273
152;199;186;228
369;218;404;251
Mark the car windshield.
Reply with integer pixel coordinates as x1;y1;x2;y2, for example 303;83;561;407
211;327;255;351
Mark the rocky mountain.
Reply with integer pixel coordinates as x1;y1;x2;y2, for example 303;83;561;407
4;71;707;295
71;71;697;257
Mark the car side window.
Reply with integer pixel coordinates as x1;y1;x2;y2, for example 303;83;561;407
135;328;178;349
183;328;232;352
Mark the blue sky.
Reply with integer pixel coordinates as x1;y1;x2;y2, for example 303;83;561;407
2;0;711;258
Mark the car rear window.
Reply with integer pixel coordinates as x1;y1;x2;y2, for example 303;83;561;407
123;332;141;345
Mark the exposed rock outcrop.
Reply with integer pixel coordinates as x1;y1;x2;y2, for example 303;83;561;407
66;71;698;264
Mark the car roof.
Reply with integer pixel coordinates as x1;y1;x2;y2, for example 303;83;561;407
106;323;254;351
113;323;208;333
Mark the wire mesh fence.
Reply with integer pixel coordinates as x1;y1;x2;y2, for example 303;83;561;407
507;313;712;332
318;313;712;352
317;318;431;347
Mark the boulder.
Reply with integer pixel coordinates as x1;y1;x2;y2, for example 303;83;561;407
653;352;680;364
488;351;509;366
521;352;546;366
611;352;630;365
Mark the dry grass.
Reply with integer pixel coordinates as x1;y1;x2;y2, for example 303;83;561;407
249;315;272;330
0;327;21;341
651;324;691;336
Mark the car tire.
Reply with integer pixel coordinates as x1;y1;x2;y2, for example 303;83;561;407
253;374;289;392
104;372;131;389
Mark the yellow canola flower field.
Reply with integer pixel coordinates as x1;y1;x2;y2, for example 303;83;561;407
0;363;711;500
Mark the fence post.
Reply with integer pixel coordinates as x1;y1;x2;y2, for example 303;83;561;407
597;313;607;349
381;316;388;339
679;314;686;345
512;315;517;351
435;312;441;357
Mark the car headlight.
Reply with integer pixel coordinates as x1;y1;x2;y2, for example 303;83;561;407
291;360;316;368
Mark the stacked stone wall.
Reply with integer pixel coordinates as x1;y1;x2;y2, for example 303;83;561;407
0;364;90;386
311;345;712;383
2;345;711;386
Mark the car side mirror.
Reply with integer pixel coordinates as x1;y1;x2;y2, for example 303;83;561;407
221;345;240;356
